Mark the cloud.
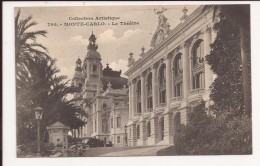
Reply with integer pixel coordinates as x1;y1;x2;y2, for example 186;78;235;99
70;35;88;45
109;59;128;77
123;29;142;39
98;29;117;44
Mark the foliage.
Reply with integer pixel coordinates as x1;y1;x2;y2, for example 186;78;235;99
86;138;105;148
174;8;251;155
174;101;252;155
206;11;244;117
16;9;86;145
17;142;55;157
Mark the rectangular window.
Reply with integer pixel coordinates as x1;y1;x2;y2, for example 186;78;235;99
117;136;120;143
111;118;113;128
102;118;108;132
147;97;153;109
137;102;141;113
116;117;121;128
93;65;97;73
95;120;97;132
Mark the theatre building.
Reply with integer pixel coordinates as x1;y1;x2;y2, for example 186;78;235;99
125;6;216;146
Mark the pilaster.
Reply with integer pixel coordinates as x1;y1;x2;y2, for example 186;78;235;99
182;42;191;99
152;64;158;110
166;54;173;104
141;73;146;114
149;116;158;145
179;102;190;125
163;110;174;145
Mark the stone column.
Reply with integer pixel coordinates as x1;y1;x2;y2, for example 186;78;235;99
131;80;136;115
86;61;91;82
138;120;147;146
128;82;132;118
141;74;146;113
203;26;213;91
131;123;137;146
163;111;174;145
152;65;158;110
166;55;173;104
150;116;158;145
182;42;190;99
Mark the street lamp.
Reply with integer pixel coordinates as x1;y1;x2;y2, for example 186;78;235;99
34;107;44;156
124;124;127;147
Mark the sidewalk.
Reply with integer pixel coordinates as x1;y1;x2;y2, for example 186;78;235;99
99;146;169;157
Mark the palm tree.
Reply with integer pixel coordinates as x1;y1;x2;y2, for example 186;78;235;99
15;10;86;145
204;5;251;117
15;9;49;61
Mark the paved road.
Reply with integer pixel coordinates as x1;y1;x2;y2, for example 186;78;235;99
99;145;169;157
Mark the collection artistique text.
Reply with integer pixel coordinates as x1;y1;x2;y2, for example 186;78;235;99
68;16;120;20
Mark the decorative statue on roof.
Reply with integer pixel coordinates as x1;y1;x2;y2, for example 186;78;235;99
150;7;171;47
128;52;135;67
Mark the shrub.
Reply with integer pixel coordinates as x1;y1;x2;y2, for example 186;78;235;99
86;138;104;148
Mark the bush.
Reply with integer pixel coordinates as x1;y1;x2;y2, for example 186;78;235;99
174;101;252;155
86;138;104;148
17;141;55;157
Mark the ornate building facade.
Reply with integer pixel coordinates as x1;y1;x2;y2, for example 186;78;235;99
71;32;129;146
125;6;216;146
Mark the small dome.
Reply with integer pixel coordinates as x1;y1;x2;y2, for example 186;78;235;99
73;70;83;79
85;50;101;60
76;58;82;64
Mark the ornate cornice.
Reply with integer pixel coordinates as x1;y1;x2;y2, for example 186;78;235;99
125;5;210;77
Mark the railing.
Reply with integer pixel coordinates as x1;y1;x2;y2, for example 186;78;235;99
189;88;205;96
144;108;153;113
171;96;183;102
134;112;141;116
156;103;166;108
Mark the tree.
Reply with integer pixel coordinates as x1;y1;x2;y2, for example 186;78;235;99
206;11;244;117
15;10;86;145
204;5;251;118
173;8;252;155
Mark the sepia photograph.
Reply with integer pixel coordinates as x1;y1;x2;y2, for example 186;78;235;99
14;3;252;157
4;1;259;165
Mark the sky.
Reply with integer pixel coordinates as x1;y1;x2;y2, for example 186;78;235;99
16;5;199;80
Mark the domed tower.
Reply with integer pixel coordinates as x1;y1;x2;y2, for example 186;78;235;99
81;31;103;100
72;57;83;88
71;57;84;105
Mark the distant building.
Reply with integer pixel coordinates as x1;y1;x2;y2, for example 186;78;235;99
125;6;215;146
71;32;128;146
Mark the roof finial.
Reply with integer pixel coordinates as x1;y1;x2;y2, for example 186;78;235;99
180;6;188;21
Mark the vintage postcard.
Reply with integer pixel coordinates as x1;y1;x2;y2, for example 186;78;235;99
3;1;259;166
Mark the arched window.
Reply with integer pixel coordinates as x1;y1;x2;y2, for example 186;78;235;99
136;80;142;113
111;118;113;128
146;73;153;110
102;118;108;132
94;119;97;132
173;53;183;97
147;121;151;137
192;40;204;67
93;64;97;73
160;117;164;140
192;40;205;90
137;124;140;139
159;64;166;104
116;117;121;128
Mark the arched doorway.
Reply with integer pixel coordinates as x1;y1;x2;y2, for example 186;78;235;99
173;112;181;136
158;117;164;141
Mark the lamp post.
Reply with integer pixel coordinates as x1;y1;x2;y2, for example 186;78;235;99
34;107;44;157
124;124;127;147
